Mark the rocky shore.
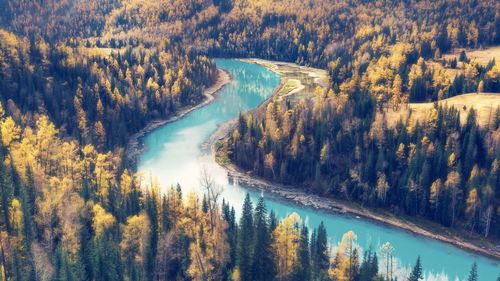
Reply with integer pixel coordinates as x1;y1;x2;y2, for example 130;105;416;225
220;162;500;260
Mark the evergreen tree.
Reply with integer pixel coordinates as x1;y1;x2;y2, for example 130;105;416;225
0;151;13;233
145;193;158;281
408;256;423;281
291;224;311;281
161;195;172;233
269;211;278;231
467;262;478;281
359;247;378;281
311;222;329;277
12;250;24;281
237;194;254;281
80;213;94;281
222;200;237;270
92;235;121;281
251;197;275;281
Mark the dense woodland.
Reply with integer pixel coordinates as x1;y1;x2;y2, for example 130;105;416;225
219;0;500;239
0;30;217;149
0;118;481;281
0;0;499;280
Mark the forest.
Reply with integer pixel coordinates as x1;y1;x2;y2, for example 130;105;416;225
219;0;500;239
0;0;499;280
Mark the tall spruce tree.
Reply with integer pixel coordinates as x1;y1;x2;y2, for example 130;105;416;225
291;224;311;281
222;200;237;270
161;195;172;233
467;262;478;281
237;193;254;281
359;247;378;281
311;222;329;277
408;256;423;281
251;197;275;281
144;192;158;281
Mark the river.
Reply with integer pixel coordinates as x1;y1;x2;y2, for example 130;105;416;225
138;59;499;280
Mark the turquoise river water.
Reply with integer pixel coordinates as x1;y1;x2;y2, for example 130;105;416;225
138;59;499;280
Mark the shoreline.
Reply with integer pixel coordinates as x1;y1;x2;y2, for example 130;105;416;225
210;60;500;261
125;68;232;168
220;163;500;260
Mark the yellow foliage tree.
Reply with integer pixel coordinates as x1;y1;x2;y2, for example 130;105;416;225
180;193;229;281
9;199;23;237
329;231;360;281
272;212;301;280
1;117;20;147
120;213;151;264
92;203;116;237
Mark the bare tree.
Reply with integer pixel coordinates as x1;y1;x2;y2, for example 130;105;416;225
380;242;394;281
200;168;223;232
483;205;493;238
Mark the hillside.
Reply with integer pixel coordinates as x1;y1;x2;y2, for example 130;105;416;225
0;0;499;281
381;93;500;127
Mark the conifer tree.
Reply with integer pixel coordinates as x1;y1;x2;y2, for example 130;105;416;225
222;200;237;269
161;195;172;234
408;256;423;281
237;193;254;281
251;197;275;281
145;192;158;281
467;262;478;281
0;150;13;233
311;222;329;277
291;224;311;281
359;247;378;281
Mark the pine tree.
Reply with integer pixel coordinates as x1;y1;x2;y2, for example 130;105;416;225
467;262;478;281
222;200;237;269
93;235;121;281
311;222;329;277
19;182;34;245
251;197;275;281
269;211;278;231
408;256;423;281
12;249;24;281
291;224;310;281
237;193;254;281
161;195;172;233
359;247;378;281
145;192;158;281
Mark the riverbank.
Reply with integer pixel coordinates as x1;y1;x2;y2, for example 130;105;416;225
240;58;329;101
125;68;231;168
211;60;500;260
219;163;500;260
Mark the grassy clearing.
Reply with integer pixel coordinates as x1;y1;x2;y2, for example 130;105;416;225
78;46;126;58
426;60;463;80
428;45;499;81
380;93;500;127
443;45;500;66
